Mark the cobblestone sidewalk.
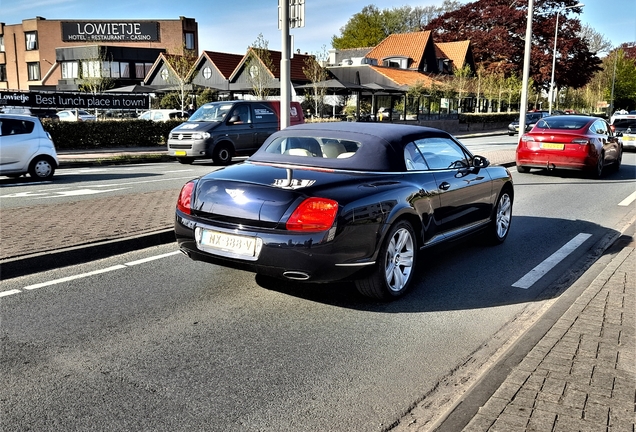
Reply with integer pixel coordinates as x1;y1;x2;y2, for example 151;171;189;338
464;246;636;432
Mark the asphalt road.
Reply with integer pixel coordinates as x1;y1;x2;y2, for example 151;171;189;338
2;147;635;431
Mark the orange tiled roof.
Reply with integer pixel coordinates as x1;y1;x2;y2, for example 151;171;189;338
365;31;432;70
435;41;470;70
369;66;442;87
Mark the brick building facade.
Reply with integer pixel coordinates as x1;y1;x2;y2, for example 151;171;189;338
0;16;198;91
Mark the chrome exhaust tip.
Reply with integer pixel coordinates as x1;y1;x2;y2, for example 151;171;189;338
283;271;311;281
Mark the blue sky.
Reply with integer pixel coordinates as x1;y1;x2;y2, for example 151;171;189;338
3;0;635;56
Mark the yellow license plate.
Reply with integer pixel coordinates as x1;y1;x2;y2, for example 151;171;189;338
541;143;565;150
174;150;187;156
623;135;635;141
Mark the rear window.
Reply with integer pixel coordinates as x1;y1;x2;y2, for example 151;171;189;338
0;118;35;135
535;117;589;130
263;136;360;159
612;119;636;129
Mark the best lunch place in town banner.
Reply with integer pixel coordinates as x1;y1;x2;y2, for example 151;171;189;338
0;91;150;110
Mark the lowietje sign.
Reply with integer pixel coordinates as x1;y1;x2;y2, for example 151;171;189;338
0;91;149;110
61;21;159;42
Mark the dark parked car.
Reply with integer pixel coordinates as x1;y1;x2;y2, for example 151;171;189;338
516;115;622;178
175;123;514;300
508;110;563;136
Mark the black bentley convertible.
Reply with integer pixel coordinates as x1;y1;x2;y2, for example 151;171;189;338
175;122;513;300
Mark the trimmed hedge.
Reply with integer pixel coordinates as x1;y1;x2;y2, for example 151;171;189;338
459;112;519;124
43;119;185;150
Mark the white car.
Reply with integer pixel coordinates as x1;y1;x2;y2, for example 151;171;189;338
57;109;96;122
138;109;188;122
0;114;59;180
618;130;636;151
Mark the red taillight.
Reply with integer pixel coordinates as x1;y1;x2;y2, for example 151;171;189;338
286;197;338;232
177;181;195;215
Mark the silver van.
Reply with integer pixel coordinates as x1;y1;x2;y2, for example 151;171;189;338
167;100;304;164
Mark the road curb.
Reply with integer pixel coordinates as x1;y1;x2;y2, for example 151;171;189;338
427;215;636;432
0;229;175;281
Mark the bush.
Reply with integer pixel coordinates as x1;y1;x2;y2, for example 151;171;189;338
459;112;519;124
43;119;186;150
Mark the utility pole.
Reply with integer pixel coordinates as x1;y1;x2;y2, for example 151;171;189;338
280;0;290;129
279;0;304;129
518;0;534;136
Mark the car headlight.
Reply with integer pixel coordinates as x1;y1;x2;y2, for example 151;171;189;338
192;132;211;140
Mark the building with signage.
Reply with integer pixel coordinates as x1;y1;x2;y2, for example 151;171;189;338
0;16;198;91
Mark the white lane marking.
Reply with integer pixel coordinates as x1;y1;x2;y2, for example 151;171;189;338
618;191;636;207
23;265;127;290
0;289;22;297
512;233;592;289
125;251;181;266
21;250;182;292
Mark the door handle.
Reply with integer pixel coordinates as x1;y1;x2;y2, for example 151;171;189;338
439;182;451;191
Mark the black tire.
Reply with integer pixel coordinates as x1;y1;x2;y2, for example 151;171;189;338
612;148;622;172
355;220;417;301
176;157;195;164
28;156;55;180
485;186;513;245
590;152;604;179
212;143;233;165
516;165;530;173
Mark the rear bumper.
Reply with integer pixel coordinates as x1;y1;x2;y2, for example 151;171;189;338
516;146;597;171
175;212;379;283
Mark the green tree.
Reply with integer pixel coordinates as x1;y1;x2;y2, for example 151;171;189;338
449;64;472;112
605;48;636;110
332;1;461;49
302;46;329;117
162;47;199;113
246;34;276;99
78;46;115;94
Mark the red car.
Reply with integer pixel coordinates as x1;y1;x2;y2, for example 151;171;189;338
516;115;622;178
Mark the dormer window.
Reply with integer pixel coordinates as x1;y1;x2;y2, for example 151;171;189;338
382;56;409;69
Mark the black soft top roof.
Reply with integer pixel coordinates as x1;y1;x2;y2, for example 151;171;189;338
249;122;455;172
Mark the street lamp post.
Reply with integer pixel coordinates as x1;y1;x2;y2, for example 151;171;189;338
548;3;584;115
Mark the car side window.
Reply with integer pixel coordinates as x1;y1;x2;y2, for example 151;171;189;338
413;137;469;170
229;104;251;124
252;103;276;124
0;119;35;136
403;142;428;171
591;120;607;135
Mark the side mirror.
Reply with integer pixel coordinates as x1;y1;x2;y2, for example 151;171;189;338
472;155;490;168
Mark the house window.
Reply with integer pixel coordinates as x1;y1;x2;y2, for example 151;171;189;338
0;64;6;81
25;32;38;51
185;32;195;50
109;61;121;78
27;62;40;80
120;62;130;78
0;35;5;52
135;63;153;79
202;66;212;79
61;61;79;79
